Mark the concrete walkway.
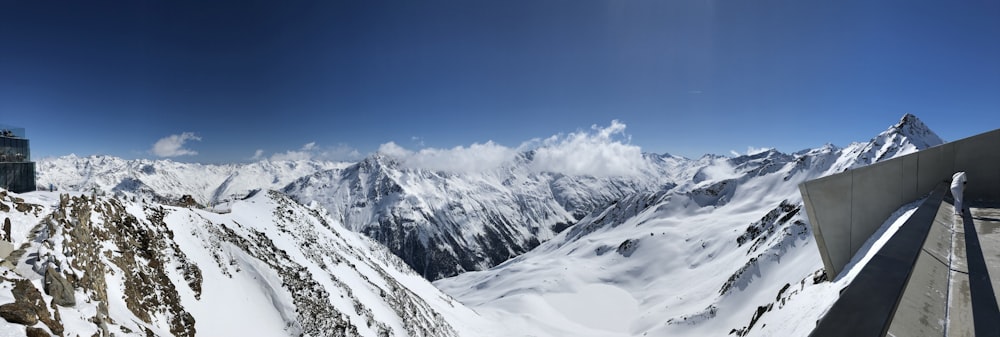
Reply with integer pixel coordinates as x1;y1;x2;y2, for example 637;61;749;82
964;203;1000;335
888;201;1000;337
813;197;1000;337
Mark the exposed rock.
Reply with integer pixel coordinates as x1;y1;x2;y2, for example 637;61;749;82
736;200;801;250
9;278;63;335
3;217;10;241
812;269;828;284
87;198;197;337
25;326;50;337
4;188;464;337
616;238;639;257
0;302;38;325
666;305;718;326
177;195;200;208
44;265;76;307
729;303;773;337
720;257;760;296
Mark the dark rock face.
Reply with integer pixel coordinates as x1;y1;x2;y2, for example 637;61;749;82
44;265;76;307
0;278;63;334
689;179;737;207
616;239;640;257
3;217;10;241
177;194;199;208
284;155;664;281
361;211;543;281
0;302;38;325
736;200;801;249
25;327;50;337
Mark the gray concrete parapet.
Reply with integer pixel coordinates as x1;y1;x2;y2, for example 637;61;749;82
801;128;1000;278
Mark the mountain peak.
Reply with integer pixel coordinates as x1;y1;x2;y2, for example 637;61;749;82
897;112;919;125
836;113;945;171
884;113;944;149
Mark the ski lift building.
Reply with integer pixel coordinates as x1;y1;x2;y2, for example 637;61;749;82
0;125;35;193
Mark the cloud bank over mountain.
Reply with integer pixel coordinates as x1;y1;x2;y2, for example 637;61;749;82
377;120;651;177
255;142;363;162
151;132;201;157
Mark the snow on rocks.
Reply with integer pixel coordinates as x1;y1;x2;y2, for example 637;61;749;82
0;189;498;337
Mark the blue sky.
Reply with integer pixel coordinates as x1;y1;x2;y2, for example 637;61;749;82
1;1;998;163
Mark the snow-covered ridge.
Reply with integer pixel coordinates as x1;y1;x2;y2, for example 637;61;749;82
35;155;347;206
833;113;945;171
434;114;945;337
281;151;688;280
0;189;498;337
18;114;949;337
34;115;946;285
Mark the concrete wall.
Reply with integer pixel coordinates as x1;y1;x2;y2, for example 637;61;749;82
801;128;1000;278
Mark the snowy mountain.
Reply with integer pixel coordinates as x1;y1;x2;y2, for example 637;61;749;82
0;189;500;337
281;114;942;282
35;155;346;206
12;113;947;337
831;113;944;171
281;152;688;280
434;114;945;337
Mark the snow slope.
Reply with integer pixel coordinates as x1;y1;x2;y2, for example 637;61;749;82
36;155;346;206
0;189;499;337
281;153;690;280
13;113;947;337
435;114;945;337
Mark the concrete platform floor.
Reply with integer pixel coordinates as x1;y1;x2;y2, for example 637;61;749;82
886;201;1000;337
966;203;1000;335
969;204;1000;305
932;202;1000;337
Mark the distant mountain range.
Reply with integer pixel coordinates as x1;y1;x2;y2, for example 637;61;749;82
435;113;944;336
16;113;944;336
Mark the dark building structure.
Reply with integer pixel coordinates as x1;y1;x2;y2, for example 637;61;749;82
0;125;35;193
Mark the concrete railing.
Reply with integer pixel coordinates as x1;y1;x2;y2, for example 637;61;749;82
800;128;1000;278
808;185;946;337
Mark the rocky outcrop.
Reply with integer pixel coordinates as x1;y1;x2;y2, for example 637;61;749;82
2;190;473;337
0;277;64;335
44;265;75;307
25;326;50;337
3;217;10;241
0;302;38;325
31;194;199;337
176;194;200;208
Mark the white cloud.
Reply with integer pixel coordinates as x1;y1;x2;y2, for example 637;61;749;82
268;142;361;162
377;142;412;158
271;147;312;161
378;141;517;173
151;132;201;157
527;120;651;177
731;146;774;157
251;149;264;160
377;120;652;177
